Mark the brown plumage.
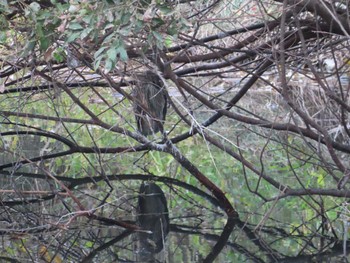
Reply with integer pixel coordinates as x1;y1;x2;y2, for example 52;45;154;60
138;182;169;254
133;71;167;136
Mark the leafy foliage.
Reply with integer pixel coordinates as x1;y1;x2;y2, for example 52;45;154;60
2;0;350;262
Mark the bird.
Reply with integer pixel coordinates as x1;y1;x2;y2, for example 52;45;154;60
133;71;167;136
137;182;169;255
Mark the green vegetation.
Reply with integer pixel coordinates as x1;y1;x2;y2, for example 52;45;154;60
1;0;350;262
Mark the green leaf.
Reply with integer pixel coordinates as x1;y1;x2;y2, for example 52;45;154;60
85;241;94;248
67;32;80;42
0;14;9;28
0;31;6;44
326;210;338;221
158;6;173;15
104;23;114;31
94;46;107;59
93;56;103;71
82;14;93;24
102;33;114;44
316;173;325;187
21;40;36;57
80;27;92;39
152;18;165;27
106;47;117;60
167;23;178;36
117;46;128;61
152;31;164;48
39;36;49;51
164;36;172;48
29;2;41;13
68;22;84;30
37;9;52;20
55;2;70;12
0;1;10;13
152;31;163;42
120;12;132;25
105;58;114;73
106;11;114;22
53;48;65;63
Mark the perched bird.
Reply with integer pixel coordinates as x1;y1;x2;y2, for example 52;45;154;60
138;182;169;255
133;71;167;136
